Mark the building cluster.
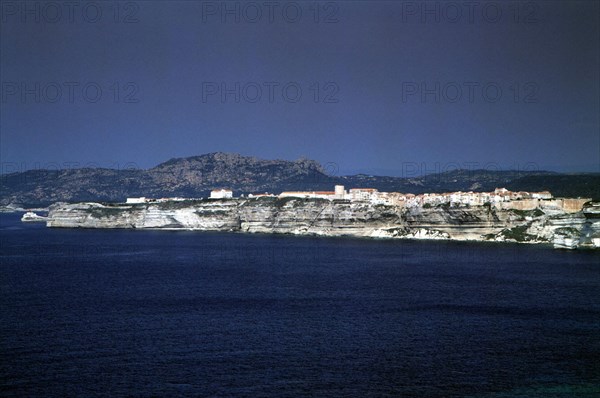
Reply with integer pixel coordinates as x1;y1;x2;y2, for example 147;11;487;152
276;186;382;202
275;186;554;207
411;187;553;207
275;186;589;213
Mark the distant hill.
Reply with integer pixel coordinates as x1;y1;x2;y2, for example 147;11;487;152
1;152;598;207
506;174;600;200
338;169;559;195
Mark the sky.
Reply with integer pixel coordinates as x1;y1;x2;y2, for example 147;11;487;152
1;0;599;176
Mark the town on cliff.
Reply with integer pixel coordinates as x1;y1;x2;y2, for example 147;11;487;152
34;183;600;250
125;185;591;215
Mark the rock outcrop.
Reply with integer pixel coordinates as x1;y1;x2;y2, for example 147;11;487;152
46;198;600;249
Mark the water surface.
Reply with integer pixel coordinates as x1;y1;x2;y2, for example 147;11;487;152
1;213;599;397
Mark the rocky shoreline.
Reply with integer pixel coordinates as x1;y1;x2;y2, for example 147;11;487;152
45;198;600;250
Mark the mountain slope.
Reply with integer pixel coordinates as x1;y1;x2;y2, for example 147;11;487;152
1;153;333;206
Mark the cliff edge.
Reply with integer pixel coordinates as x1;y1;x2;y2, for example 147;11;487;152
46;198;600;249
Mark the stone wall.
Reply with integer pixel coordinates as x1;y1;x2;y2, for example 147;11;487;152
498;199;539;211
562;198;591;213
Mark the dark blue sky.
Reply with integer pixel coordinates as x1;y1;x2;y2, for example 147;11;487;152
1;1;598;176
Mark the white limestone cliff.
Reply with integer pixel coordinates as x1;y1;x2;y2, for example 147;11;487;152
46;198;600;249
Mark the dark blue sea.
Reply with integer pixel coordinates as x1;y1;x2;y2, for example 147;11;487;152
1;213;599;397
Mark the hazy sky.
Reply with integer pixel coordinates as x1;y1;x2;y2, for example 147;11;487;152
1;0;599;176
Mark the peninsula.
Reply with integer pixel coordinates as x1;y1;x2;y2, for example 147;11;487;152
46;185;600;250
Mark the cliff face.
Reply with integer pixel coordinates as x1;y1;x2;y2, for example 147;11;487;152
47;198;600;248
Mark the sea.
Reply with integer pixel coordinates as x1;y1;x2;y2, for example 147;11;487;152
1;212;599;397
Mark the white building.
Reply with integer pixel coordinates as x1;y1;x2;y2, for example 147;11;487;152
334;185;346;199
349;188;378;202
126;197;147;204
210;189;233;199
532;191;553;199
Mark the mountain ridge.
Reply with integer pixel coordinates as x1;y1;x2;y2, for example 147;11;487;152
1;153;598;207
